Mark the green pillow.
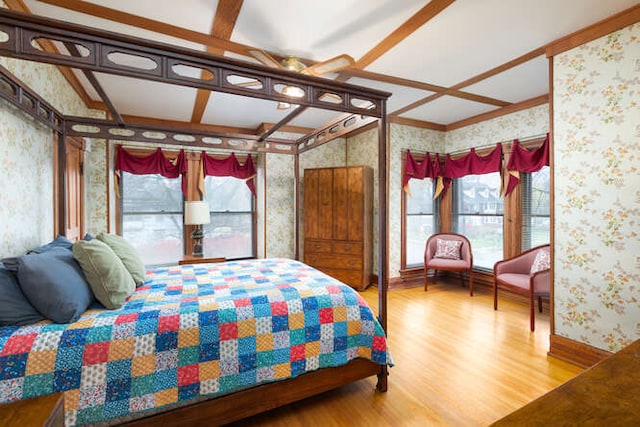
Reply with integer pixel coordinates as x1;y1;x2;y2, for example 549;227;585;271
96;232;146;286
72;239;136;309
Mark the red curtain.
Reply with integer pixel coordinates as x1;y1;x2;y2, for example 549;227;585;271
201;152;257;196
504;135;549;195
115;145;188;194
441;143;503;194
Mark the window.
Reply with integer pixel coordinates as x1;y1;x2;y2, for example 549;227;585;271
453;172;503;270
405;178;439;267
202;176;255;259
522;166;550;249
121;172;183;266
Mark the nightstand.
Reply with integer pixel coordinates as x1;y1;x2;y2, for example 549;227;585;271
0;393;64;427
178;256;226;265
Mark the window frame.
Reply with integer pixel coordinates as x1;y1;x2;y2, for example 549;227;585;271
521;166;550;250
201;175;257;260
119;171;185;266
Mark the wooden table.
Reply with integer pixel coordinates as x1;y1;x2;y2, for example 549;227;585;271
0;393;64;427
492;339;640;425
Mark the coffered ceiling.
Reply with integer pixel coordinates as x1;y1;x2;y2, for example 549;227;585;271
5;0;639;140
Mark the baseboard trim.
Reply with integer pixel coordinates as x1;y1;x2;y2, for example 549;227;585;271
548;334;611;368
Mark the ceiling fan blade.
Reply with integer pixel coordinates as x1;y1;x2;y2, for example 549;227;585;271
277;102;291;110
304;54;355;76
248;49;283;69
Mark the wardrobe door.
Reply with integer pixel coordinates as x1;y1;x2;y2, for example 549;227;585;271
303;169;319;239
332;167;348;240
347;166;364;242
318;168;334;240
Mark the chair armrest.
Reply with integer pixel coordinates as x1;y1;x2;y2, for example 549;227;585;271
532;269;550;295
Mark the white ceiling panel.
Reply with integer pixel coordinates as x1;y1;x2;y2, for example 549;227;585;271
94;74;197;122
464;55;550;103
401;95;499;125
201;92;290;129
24;0;207;52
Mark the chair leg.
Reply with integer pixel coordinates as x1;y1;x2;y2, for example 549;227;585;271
538;296;543;313
493;280;498;310
424;268;428;292
530;293;535;332
469;269;474;296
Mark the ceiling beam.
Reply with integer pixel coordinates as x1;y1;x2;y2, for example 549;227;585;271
258;106;308;142
37;0;256;57
191;0;243;124
353;0;456;70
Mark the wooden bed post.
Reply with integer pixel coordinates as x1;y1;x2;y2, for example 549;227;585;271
376;101;389;392
56;128;67;238
294;151;300;261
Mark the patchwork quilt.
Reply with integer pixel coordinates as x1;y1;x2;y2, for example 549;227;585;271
0;258;392;426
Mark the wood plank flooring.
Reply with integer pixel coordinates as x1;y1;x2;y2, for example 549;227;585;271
226;282;584;426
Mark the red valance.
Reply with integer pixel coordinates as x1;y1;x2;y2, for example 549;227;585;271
504;135;549;195
115;145;188;194
441;143;502;195
403;150;441;188
201;152;256;196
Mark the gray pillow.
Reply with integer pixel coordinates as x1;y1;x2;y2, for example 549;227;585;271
73;239;136;309
16;248;94;324
96;232;146;286
27;235;74;254
0;264;45;326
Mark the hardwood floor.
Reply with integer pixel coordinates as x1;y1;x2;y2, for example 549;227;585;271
226;281;583;426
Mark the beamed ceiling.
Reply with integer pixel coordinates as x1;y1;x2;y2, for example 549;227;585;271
2;0;639;144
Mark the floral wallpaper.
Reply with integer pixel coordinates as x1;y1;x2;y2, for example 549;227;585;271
264;153;295;258
445;105;549;152
0;14;104;256
386;124;445;276
553;22;640;352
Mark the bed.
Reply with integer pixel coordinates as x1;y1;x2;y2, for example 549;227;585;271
0;9;392;427
0;258;392;426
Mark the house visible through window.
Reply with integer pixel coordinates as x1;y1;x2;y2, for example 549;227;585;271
405;178;439;267
121;172;183;266
453;172;503;270
522;166;550;250
202;176;255;259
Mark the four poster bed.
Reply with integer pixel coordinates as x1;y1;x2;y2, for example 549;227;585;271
0;8;391;427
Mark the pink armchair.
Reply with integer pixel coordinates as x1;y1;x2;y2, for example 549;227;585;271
424;233;474;295
493;244;550;331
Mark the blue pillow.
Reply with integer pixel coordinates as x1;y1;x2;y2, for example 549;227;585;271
27;235;74;254
0;264;45;326
17;247;94;323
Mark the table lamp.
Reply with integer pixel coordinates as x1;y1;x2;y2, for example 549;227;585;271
184;200;210;257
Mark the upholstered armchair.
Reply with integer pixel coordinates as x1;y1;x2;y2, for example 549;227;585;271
424;233;474;295
493;244;550;331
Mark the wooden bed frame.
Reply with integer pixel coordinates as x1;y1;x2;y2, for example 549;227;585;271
0;8;390;425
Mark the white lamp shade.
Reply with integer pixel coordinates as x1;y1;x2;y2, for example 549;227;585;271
184;201;211;225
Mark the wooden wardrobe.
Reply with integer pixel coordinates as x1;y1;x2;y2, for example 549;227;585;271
303;166;373;291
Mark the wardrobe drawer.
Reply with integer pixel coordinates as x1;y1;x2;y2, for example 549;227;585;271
305;239;331;253
332;241;362;255
305;253;362;270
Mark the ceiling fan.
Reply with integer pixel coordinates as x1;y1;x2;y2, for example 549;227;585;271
248;49;355;109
